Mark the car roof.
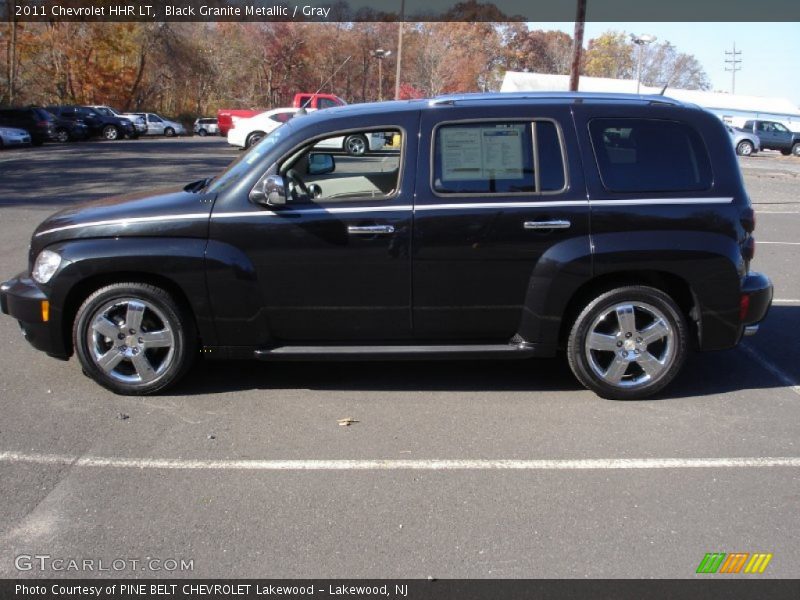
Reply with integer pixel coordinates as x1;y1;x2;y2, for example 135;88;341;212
295;92;692;125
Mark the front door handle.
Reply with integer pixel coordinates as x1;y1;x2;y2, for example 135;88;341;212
347;225;395;235
523;220;571;230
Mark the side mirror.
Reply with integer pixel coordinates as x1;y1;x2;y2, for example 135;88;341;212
308;153;335;175
250;174;287;206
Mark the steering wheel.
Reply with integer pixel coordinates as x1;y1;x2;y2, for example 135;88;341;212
285;168;310;201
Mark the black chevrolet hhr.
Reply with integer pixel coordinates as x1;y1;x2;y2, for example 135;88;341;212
0;93;773;399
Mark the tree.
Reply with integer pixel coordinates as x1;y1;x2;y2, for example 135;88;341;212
583;31;635;79
501;26;573;75
640;41;710;90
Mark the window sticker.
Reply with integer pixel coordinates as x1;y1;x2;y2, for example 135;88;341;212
440;124;525;182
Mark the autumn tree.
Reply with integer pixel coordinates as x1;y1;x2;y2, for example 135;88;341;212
583;31;635;79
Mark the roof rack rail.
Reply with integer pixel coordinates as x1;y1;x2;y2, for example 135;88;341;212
429;91;683;107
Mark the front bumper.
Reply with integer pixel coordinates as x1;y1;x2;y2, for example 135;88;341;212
0;275;68;359
740;271;773;329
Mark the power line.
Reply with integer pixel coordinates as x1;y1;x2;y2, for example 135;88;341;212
725;43;742;94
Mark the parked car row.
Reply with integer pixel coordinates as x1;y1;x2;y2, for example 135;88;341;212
0;105;191;148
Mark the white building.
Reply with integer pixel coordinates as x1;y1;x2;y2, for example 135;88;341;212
500;71;800;131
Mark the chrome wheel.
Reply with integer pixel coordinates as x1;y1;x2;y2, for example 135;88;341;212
345;135;367;156
86;298;176;385
737;140;753;156
55;129;70;143
584;301;675;389
102;125;119;140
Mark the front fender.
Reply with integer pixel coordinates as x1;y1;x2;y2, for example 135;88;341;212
45;237;215;351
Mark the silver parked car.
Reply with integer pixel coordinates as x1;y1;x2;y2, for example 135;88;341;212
193;118;219;136
726;124;760;156
0;125;32;148
129;112;186;137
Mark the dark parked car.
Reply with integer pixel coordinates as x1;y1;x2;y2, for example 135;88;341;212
46;105;137;140
48;111;90;142
0;92;773;399
0;107;56;145
737;119;800;156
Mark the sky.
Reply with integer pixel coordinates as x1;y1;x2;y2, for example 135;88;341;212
532;22;800;106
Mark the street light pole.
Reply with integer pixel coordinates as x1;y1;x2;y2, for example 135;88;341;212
394;0;404;100
371;49;391;101
630;33;656;94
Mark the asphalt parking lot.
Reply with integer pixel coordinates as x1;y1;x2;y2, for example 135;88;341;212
0;137;799;579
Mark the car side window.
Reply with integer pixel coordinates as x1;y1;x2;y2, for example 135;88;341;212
279;129;402;204
318;98;338;109
589;118;712;193
432;120;566;195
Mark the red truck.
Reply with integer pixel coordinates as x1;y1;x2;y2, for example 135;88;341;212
217;95;346;137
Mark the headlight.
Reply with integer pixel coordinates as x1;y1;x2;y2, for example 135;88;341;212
32;250;61;284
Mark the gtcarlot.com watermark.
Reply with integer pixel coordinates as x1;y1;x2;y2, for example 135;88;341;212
15;554;194;573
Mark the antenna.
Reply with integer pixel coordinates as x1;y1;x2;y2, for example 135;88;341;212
303;56;352;109
725;43;742;94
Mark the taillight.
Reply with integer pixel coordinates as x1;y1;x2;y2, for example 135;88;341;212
37;121;48;127
739;294;751;321
740;207;755;233
743;236;755;262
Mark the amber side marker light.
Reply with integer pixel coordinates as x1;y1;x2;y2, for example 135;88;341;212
41;300;50;322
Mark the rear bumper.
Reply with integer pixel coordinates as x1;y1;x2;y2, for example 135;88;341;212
0;274;68;359
740;272;773;334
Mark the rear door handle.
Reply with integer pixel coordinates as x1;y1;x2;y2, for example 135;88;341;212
523;220;571;230
347;225;395;235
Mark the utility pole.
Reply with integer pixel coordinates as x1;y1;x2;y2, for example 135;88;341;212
725;42;742;94
394;0;404;100
568;0;587;92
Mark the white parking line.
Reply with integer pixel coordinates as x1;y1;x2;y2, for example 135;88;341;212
774;299;800;304
1;451;800;471
740;343;800;398
759;241;800;246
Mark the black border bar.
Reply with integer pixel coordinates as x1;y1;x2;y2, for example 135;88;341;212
4;0;800;22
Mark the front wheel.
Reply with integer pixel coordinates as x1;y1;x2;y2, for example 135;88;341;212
567;286;688;400
102;125;120;140
73;283;196;395
197;129;207;137
55;128;70;143
736;140;754;156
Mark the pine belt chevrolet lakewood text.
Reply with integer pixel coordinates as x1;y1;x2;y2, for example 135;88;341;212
0;93;773;399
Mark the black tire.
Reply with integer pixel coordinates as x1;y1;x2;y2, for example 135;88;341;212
198;128;207;137
567;286;688;400
245;131;265;148
73;283;197;395
55;128;70;143
792;143;800;157
344;134;368;156
736;140;753;156
164;127;175;137
102;125;120;141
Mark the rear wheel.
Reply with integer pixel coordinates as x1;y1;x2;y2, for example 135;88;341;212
245;131;265;148
164;127;175;137
55;128;70;143
567;286;688;399
73;283;196;395
792;143;800;157
344;134;368;156
736;140;753;156
197;128;208;137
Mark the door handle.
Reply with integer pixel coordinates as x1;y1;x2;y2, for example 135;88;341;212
523;220;571;230
347;225;395;235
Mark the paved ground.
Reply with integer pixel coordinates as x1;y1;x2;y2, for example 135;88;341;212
0;138;798;579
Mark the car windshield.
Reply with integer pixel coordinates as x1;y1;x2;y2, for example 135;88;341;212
206;122;292;194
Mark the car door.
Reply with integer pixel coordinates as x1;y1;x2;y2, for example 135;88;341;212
208;117;417;345
147;114;165;135
412;105;590;342
772;122;793;150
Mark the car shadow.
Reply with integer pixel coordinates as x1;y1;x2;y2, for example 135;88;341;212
171;305;799;401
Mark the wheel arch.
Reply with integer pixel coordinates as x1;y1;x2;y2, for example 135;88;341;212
557;270;699;350
60;271;203;358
